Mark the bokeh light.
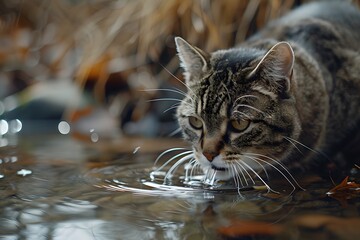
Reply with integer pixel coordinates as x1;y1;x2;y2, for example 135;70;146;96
9;119;22;134
58;121;71;135
0;120;9;135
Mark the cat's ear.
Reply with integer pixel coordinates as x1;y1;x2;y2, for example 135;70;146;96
249;42;294;93
175;37;209;84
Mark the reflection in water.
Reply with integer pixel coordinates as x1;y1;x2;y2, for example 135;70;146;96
52;220;106;240
17;169;33;177
0;134;359;239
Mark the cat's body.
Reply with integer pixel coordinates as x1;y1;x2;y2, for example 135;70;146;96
175;1;360;184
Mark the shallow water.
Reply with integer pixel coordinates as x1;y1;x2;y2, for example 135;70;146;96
0;132;359;240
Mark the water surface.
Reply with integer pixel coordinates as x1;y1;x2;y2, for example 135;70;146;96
0;132;359;240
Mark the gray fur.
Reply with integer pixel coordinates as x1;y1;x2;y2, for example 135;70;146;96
175;1;360;181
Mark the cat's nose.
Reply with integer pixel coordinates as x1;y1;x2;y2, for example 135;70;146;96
203;152;217;162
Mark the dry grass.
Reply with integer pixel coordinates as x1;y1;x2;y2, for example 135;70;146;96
0;1;300;94
1;0;359;129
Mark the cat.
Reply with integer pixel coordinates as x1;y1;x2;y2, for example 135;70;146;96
174;1;360;187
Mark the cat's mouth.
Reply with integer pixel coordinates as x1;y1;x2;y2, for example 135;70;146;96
211;165;227;171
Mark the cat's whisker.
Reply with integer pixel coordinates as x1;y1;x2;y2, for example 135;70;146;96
231;162;245;187
155;151;192;174
168;127;182;137
154;150;193;172
229;165;237;187
141;88;189;98
243;156;270;181
164;153;195;182
244;153;304;191
283;136;304;155
210;170;217;185
143;88;192;114
187;160;195;180
147;98;188;103
246;154;294;189
235;160;256;185
159;63;195;96
233;161;248;186
154;147;190;166
147;97;193;114
203;168;217;186
190;161;201;179
246;155;295;191
229;164;243;195
237;104;272;119
233;110;253;119
239;160;278;194
205;169;214;184
233;95;258;105
283;136;329;160
163;103;181;114
184;158;196;181
248;152;304;190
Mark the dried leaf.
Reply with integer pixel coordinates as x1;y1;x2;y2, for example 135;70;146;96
326;176;360;205
326;176;360;195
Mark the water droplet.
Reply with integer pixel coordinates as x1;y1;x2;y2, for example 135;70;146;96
89;129;99;142
133;146;140;154
17;169;32;177
90;132;99;142
58;121;71;135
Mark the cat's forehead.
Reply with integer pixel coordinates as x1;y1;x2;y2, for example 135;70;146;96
187;48;267;124
192;48;264;100
210;48;264;73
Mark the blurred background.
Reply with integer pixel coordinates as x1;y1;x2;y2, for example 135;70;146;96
1;0;359;140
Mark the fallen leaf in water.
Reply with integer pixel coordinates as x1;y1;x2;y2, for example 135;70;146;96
218;220;283;238
326;176;360;205
327;176;360;195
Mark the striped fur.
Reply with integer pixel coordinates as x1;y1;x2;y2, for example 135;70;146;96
175;1;360;183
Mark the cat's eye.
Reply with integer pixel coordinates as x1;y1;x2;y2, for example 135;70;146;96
230;119;250;132
188;116;203;130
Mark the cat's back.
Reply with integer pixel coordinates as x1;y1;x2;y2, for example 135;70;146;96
252;1;360;163
280;1;360;28
250;1;360;88
252;1;360;48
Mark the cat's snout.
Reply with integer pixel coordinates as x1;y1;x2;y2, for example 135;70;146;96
203;152;217;162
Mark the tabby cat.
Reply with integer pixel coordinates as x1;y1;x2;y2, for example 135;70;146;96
174;1;360;185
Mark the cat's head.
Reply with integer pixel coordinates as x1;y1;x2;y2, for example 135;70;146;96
175;37;301;181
